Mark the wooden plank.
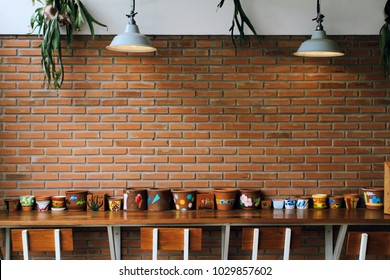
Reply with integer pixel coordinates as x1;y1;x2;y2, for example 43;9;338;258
242;227;301;251
141;228;202;251
385;162;390;215
11;229;73;252
346;231;390;256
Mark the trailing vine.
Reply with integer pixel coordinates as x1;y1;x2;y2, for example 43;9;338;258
380;0;390;78
30;0;107;89
217;0;258;47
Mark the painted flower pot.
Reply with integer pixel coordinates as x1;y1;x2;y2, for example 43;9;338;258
214;188;237;211
51;196;66;211
344;193;359;209
272;198;284;209
20;196;35;212
312;194;328;209
123;188;147;211
329;195;344;209
65;190;88;211
238;189;261;210
296;196;310;209
362;188;384;210
5;198;20;212
261;199;272;209
171;189;197;211
108;196;123;212
147;189;172;211
36;196;51;212
284;197;296;209
196;191;215;210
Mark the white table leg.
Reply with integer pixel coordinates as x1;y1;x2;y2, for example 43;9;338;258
113;226;121;260
221;224;230;260
5;228;10;260
333;224;348;260
325;225;333;260
107;226;116;260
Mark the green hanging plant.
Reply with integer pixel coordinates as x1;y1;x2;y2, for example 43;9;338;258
30;0;107;89
380;0;390;78
217;0;258;47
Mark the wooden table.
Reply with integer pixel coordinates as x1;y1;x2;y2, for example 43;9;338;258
1;209;389;260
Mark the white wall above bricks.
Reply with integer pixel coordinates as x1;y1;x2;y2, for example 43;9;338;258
0;0;386;36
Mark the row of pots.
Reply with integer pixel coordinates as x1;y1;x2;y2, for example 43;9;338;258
4;187;384;212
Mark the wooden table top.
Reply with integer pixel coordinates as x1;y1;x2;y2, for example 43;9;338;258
0;209;389;227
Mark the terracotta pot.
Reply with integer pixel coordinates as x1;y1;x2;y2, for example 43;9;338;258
214;188;237;211
87;193;106;212
261;199;272;209
147;189;172;211
329;195;344;209
171;189;197;211
65;190;88;211
239;189;261;210
108;196;123;212
36;196;51;212
123;188;147;211
5;198;20;212
362;188;384;210
51;196;66;210
344;193;359;209
312;194;328;209
196;190;215;210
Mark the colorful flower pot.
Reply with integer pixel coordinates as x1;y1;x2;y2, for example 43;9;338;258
239;189;261;210
196;191;215;210
312;194;328;209
284;197;296;209
147;189;172;211
362;188;384;210
261;199;272;209
36;196;51;212
20;195;35;212
344;193;359;209
65;190;88;211
51;196;66;211
172;189;197;211
329;195;344;209
123;188;147;211
214;188;237;211
108;196;123;212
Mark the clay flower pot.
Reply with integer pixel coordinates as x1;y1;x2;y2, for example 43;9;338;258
123;188;147;211
312;194;328;209
214;188;237;211
65;190;88;211
239;189;261;210
147;189;172;211
20;195;35;212
362;188;384;210
171;189;197;211
284;197;296;209
5;198;20;212
344;193;360;209
108;196;123;212
196;190;215;210
36;196;51;212
51;196;66;211
329;195;344;209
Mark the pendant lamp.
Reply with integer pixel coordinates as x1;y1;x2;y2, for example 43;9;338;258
107;0;156;53
294;0;344;57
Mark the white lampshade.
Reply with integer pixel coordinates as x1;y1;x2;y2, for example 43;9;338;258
294;30;344;57
106;23;156;53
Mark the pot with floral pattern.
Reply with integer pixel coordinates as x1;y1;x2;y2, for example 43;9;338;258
171;189;197;211
238;189;261;210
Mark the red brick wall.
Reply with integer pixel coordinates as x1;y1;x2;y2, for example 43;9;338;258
0;35;389;259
